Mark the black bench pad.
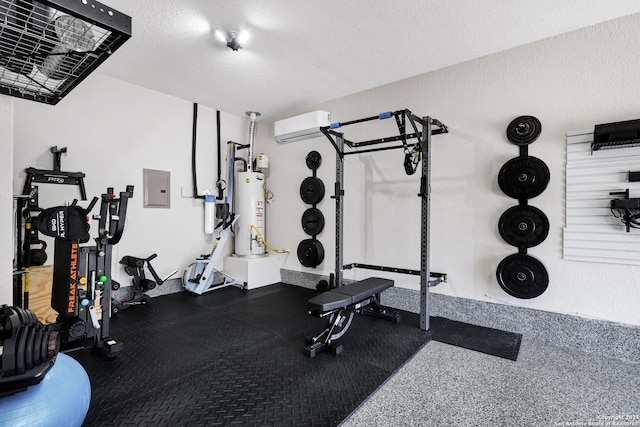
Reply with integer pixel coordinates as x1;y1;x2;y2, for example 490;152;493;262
308;291;350;312
308;277;394;312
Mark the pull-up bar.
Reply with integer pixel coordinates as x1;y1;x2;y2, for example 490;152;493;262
321;109;448;157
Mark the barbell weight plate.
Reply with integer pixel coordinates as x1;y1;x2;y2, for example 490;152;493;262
306;150;322;170
496;253;549;299
506;115;542;146
300;176;325;204
301;207;325;236
498;205;549;248
297;239;325;268
498;156;550;200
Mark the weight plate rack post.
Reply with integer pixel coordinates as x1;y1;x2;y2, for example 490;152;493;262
496;115;550;299
297;151;325;268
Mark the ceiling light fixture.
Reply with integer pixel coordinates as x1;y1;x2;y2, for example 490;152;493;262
215;28;250;51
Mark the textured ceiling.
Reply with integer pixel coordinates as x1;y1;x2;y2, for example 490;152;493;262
96;0;640;119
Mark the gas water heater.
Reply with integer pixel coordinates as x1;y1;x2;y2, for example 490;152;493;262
234;112;266;257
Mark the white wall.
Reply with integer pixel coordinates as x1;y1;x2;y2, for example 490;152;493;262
261;13;640;326
0;96;13;305
12;73;244;290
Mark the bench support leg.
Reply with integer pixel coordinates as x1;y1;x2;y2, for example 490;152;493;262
304;294;402;358
304;308;353;358
359;293;401;323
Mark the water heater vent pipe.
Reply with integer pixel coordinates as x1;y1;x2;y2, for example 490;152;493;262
245;111;261;171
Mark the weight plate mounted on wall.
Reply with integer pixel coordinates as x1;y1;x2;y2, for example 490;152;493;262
305;151;322;170
299;151;325;269
506;115;542;146
297;239;325;268
301;207;325;236
496;253;549;299
300;176;325;205
498;205;549;248
496;115;549;299
498;156;550;200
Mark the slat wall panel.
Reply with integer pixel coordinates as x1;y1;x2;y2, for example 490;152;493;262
563;131;640;264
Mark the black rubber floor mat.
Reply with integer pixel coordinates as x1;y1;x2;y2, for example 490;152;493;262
429;316;522;361
70;284;430;426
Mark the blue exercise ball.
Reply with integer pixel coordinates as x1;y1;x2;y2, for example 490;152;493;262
0;354;91;427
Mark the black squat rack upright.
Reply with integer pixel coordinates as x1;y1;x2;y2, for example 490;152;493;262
320;109;448;331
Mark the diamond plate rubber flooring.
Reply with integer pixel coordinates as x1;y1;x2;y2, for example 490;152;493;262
70;283;430;426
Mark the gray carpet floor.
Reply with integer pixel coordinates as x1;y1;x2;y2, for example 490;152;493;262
341;337;640;426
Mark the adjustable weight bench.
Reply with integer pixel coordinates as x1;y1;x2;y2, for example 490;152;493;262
304;277;400;358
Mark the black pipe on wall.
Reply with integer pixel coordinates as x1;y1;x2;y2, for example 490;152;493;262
191;102;204;199
217;110;223;200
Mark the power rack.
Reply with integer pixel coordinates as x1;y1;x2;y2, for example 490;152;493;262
320;109;448;331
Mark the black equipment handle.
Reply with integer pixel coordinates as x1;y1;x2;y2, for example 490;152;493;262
30;239;47;250
70;196;98;214
145;261;163;285
85;196;99;214
120;253;157;268
97;185;134;245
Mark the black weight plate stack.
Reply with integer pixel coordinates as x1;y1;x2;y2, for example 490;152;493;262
498;156;550;200
301;208;325;236
297;239;325;268
496;254;549;299
497;115;549;299
300;177;325;205
506;115;542;146
298;152;325;268
498;205;549;248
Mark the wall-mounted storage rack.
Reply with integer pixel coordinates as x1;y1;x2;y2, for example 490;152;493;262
592;119;640;153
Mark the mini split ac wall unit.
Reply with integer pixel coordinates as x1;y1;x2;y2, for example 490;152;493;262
274;110;331;143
